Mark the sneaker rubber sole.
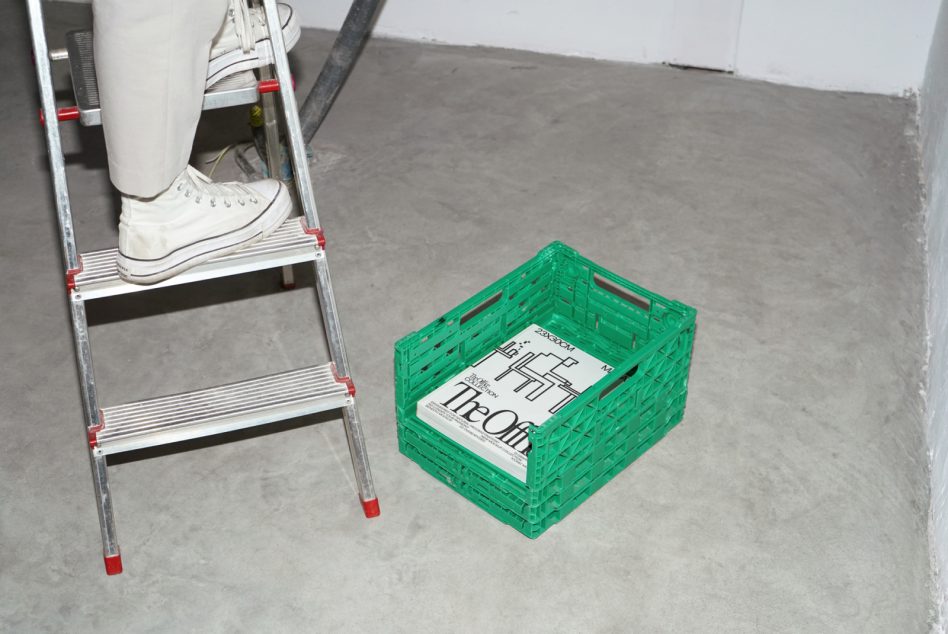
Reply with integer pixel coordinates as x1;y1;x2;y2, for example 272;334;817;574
115;183;293;285
206;7;301;89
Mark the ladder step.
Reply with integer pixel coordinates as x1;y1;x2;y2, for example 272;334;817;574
94;364;353;455
73;217;321;299
65;30;262;126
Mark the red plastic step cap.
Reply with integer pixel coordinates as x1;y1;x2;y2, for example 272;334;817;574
66;256;84;293
39;106;80;126
88;412;104;449
300;219;326;249
257;78;279;94
330;363;356;396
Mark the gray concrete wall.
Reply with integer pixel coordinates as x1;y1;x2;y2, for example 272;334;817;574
922;0;948;629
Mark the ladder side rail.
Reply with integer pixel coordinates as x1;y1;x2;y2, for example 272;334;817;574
27;0;103;441
312;256;351;380
260;0;349;375
72;296;118;565
341;403;377;503
261;61;299;289
258;65;285;179
69;295;102;431
260;0;320;230
27;0;119;571
26;0;80;272
91;453;120;564
261;0;377;508
315;260;376;504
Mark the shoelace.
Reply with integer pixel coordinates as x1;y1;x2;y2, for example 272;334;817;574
230;0;256;54
176;167;258;208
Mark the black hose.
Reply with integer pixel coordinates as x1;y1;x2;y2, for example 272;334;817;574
298;0;382;143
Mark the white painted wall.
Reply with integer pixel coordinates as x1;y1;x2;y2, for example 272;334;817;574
736;0;941;94
65;0;942;93
922;0;948;630
294;0;941;94
664;0;745;72
294;0;677;65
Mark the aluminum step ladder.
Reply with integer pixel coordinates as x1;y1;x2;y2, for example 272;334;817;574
26;0;380;575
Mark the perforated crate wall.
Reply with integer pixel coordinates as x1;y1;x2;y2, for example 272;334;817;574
395;242;696;537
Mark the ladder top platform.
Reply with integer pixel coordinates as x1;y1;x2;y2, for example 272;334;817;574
65;30;263;127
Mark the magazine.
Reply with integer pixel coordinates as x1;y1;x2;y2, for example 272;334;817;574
416;324;613;481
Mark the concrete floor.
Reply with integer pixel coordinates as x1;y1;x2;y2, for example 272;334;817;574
0;2;933;632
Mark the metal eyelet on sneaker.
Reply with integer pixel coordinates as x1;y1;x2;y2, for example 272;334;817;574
224;201;232;208
210;199;216;207
238;199;246;206
184;190;191;198
250;198;258;204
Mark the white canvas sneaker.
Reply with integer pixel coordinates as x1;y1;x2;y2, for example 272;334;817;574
116;166;292;285
206;1;301;89
207;69;258;93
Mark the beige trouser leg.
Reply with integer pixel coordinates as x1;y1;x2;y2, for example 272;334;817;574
93;0;230;198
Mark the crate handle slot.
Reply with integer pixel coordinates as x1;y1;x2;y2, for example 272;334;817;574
460;291;503;325
593;274;650;312
599;365;639;400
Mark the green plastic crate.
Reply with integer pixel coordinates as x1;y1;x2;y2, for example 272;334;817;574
394;242;696;538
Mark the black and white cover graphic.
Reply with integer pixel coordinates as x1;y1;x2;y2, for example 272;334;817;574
417;324;613;481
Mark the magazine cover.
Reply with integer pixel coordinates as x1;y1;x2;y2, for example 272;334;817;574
416;324;613;481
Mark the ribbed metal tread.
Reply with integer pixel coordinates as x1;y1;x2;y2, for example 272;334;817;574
94;364;353;455
65;30;261;126
73;217;321;300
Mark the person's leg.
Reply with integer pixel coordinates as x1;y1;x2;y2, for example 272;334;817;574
91;0;295;285
93;1;302;195
93;0;229;197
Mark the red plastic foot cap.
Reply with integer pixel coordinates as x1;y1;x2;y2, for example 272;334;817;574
104;554;123;575
281;282;296;290
361;498;380;518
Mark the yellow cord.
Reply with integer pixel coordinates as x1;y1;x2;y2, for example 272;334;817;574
205;144;234;179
